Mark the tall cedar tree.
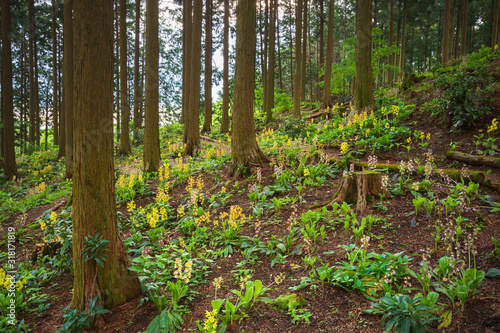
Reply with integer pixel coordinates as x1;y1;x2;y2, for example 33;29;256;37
144;0;160;172
119;0;132;155
71;0;142;313
293;0;303;117
261;0;268;118
133;0;142;139
322;0;334;108
443;0;451;65
353;0;374;110
220;0;230;133
28;0;36;146
301;0;307;102
2;0;19;179
398;0;407;81
231;0;269;175
202;0;213;133
64;0;74;179
182;0;191;126
460;0;468;56
265;0;275;123
183;0;202;155
387;0;394;83
318;0;324;100
52;0;58;145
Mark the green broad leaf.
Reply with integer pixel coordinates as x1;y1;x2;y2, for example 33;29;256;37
486;268;500;277
438;309;452;329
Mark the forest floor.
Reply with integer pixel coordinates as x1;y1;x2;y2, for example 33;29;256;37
2;52;500;333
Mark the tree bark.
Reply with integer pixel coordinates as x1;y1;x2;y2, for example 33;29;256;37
318;0;324;101
220;0;230;134
293;0;302;117
115;1;120;143
118;0;132;155
443;0;451;65
231;0;269;176
301;0;307;102
202;0;213;133
35;38;41;147
1;0;19;179
387;0;394;84
322;0;334;108
133;0;142;140
72;0;142;314
277;8;283;91
398;0;407;81
28;0;36;148
353;0;374;110
52;0;58;146
183;0;202;156
334;172;385;214
446;150;500;169
461;0;468;56
64;0;74;179
265;0;275;123
144;0;160;173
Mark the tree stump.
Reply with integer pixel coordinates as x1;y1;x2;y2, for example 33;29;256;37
333;171;385;214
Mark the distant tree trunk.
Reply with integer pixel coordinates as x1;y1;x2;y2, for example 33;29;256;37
453;0;461;59
182;0;192;138
289;5;293;96
293;0;302;117
262;0;268;116
45;84;49;150
133;0;141;141
202;0;213;133
220;0;230;134
64;0;74;179
184;0;202;156
140;28;145;124
443;0;451;65
301;0;307;102
353;0;374;110
322;0;334;108
318;0;324;101
71;0;142;314
387;0;394;84
398;0;407;81
231;0;269;176
115;2;120;143
449;0;456;60
265;0;275;123
395;3;401;71
35;39;41;147
277;8;283;91
493;0;500;49
28;0;36;147
118;0;131;155
461;0;468;56
52;0;58;146
1;0;19;179
144;0;160;172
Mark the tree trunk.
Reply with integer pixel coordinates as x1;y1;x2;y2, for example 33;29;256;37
461;0;468;56
277;8;283;91
443;0;451;65
28;0;36;148
116;2;120;143
220;0;230;134
453;0;461;59
183;0;202;156
318;0;324;101
118;0;131;155
140;28;145;125
1;0;19;179
52;0;58;146
446;150;500;169
354;0;374;110
144;0;160;173
202;0;213;133
21;29;27;154
231;0;269;176
322;0;334;108
289;6;293;97
492;0;500;49
64;0;74;179
334;172;385;214
388;0;394;84
301;0;307;102
293;0;302;117
72;0;142;314
265;0;275;123
262;0;268;117
398;0;407;81
133;0;142;140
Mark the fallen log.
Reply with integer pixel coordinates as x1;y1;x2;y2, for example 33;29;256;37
446;150;500;169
